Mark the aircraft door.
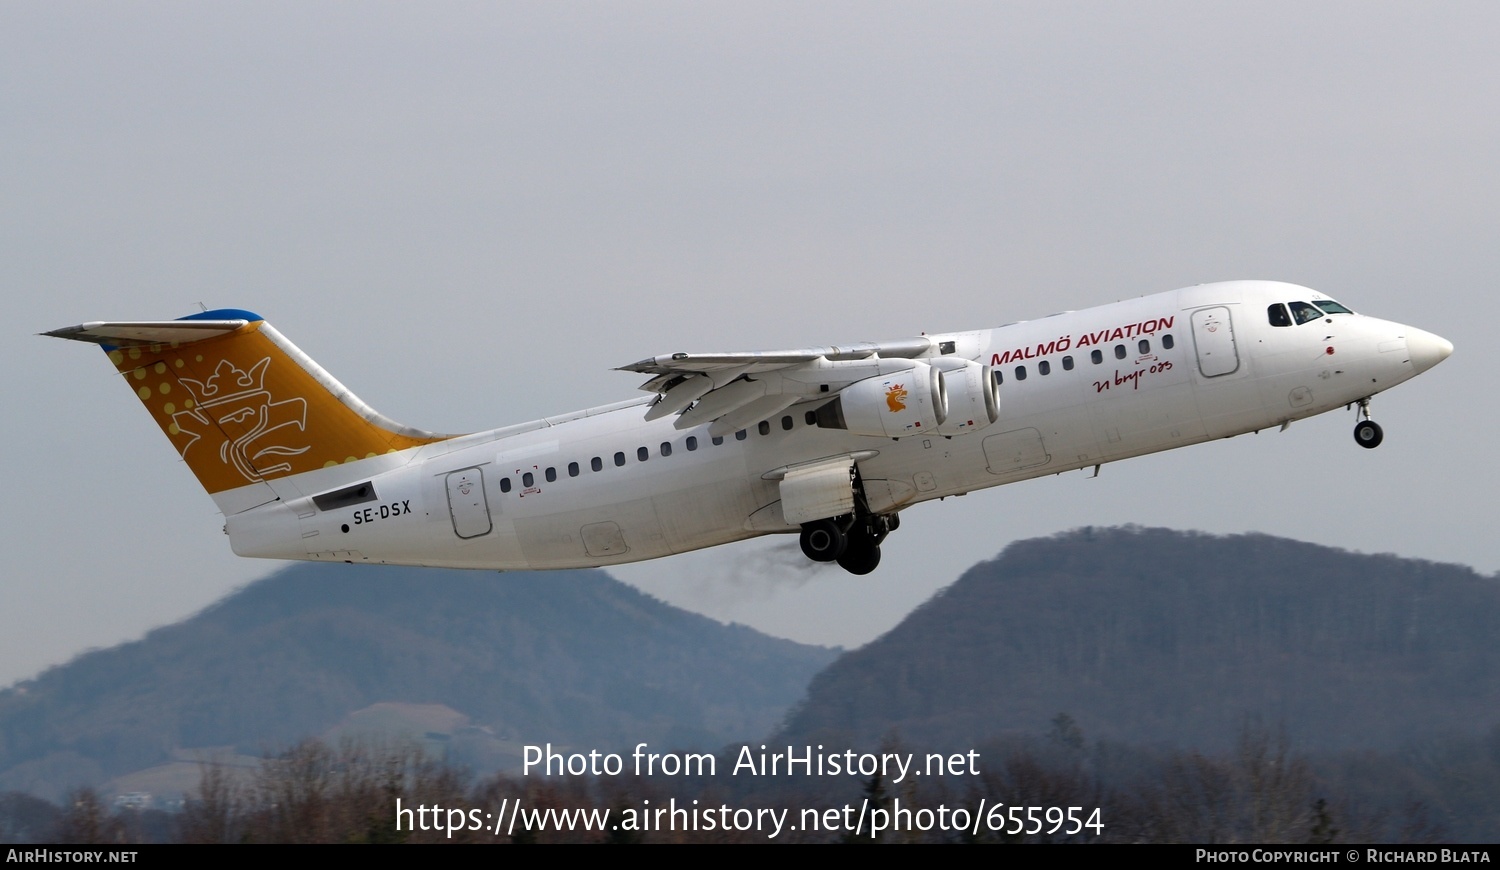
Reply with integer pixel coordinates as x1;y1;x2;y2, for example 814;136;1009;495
1190;307;1240;377
445;467;493;539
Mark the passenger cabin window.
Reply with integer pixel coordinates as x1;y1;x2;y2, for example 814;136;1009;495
1015;365;1027;381
637;446;649;462
591;457;603;472
1138;339;1150;355
993;368;1003;384
1038;360;1051;376
1115;344;1127;359
1268;303;1292;327
686;436;698;451
1162;334;1175;349
522;472;534;487
614;452;626;467
1062;356;1074;371
782;415;794;431
660;441;672;457
735;430;747;441
758;421;770;436
545;467;556;483
1290;301;1324;325
568;462;579;477
1091;349;1103;365
804;411;817;426
500;477;512;493
712;435;724;446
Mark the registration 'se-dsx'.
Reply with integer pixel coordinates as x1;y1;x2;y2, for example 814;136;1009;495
47;280;1451;575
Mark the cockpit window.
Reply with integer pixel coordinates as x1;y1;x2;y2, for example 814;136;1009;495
1289;301;1324;325
1313;300;1353;315
1268;303;1292;327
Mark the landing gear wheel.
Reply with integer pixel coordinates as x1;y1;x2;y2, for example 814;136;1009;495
836;534;881;575
1354;420;1384;449
799;519;847;562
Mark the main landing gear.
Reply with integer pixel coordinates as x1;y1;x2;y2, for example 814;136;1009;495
799;513;899;576
1353;397;1383;449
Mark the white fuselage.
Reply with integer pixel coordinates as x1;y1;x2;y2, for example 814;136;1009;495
224;281;1448;570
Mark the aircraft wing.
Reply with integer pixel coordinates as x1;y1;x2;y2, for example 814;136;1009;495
619;338;934;435
619;338;933;377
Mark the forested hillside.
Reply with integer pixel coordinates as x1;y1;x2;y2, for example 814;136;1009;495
778;527;1500;752
0;564;835;801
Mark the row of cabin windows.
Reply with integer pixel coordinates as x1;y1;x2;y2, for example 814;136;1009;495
497;412;814;493
498;332;1187;492
995;334;1175;383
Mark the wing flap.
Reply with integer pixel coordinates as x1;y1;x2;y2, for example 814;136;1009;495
706;395;800;437
644;375;714;421
674;379;766;430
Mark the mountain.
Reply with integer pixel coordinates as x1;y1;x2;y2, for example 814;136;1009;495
777;527;1500;753
0;564;835;802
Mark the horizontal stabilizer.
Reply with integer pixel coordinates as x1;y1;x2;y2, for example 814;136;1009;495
42;318;252;348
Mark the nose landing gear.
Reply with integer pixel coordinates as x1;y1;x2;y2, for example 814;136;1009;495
1353;397;1384;449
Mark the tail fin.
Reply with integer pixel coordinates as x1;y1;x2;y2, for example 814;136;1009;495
46;309;456;504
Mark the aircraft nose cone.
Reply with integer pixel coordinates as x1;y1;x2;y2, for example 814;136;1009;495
1407;328;1453;374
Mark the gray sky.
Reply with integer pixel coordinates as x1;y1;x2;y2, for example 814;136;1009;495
4;2;1496;688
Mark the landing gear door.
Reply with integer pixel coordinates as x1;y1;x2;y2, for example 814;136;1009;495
779;456;856;524
1191;307;1240;377
445;467;493;539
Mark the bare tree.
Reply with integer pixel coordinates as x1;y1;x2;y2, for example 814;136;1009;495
53;788;123;844
179;757;245;843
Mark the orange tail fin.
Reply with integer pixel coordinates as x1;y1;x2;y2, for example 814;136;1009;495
46;309;455;499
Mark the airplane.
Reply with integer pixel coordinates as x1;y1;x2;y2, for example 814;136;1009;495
45;280;1451;575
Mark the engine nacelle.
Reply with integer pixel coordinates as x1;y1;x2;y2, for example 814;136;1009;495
815;361;947;437
935;360;1000;436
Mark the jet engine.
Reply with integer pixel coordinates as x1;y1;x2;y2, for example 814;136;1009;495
934;360;1000;436
815;361;947;438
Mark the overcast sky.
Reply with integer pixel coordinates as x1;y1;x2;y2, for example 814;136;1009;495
4;2;1495;688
